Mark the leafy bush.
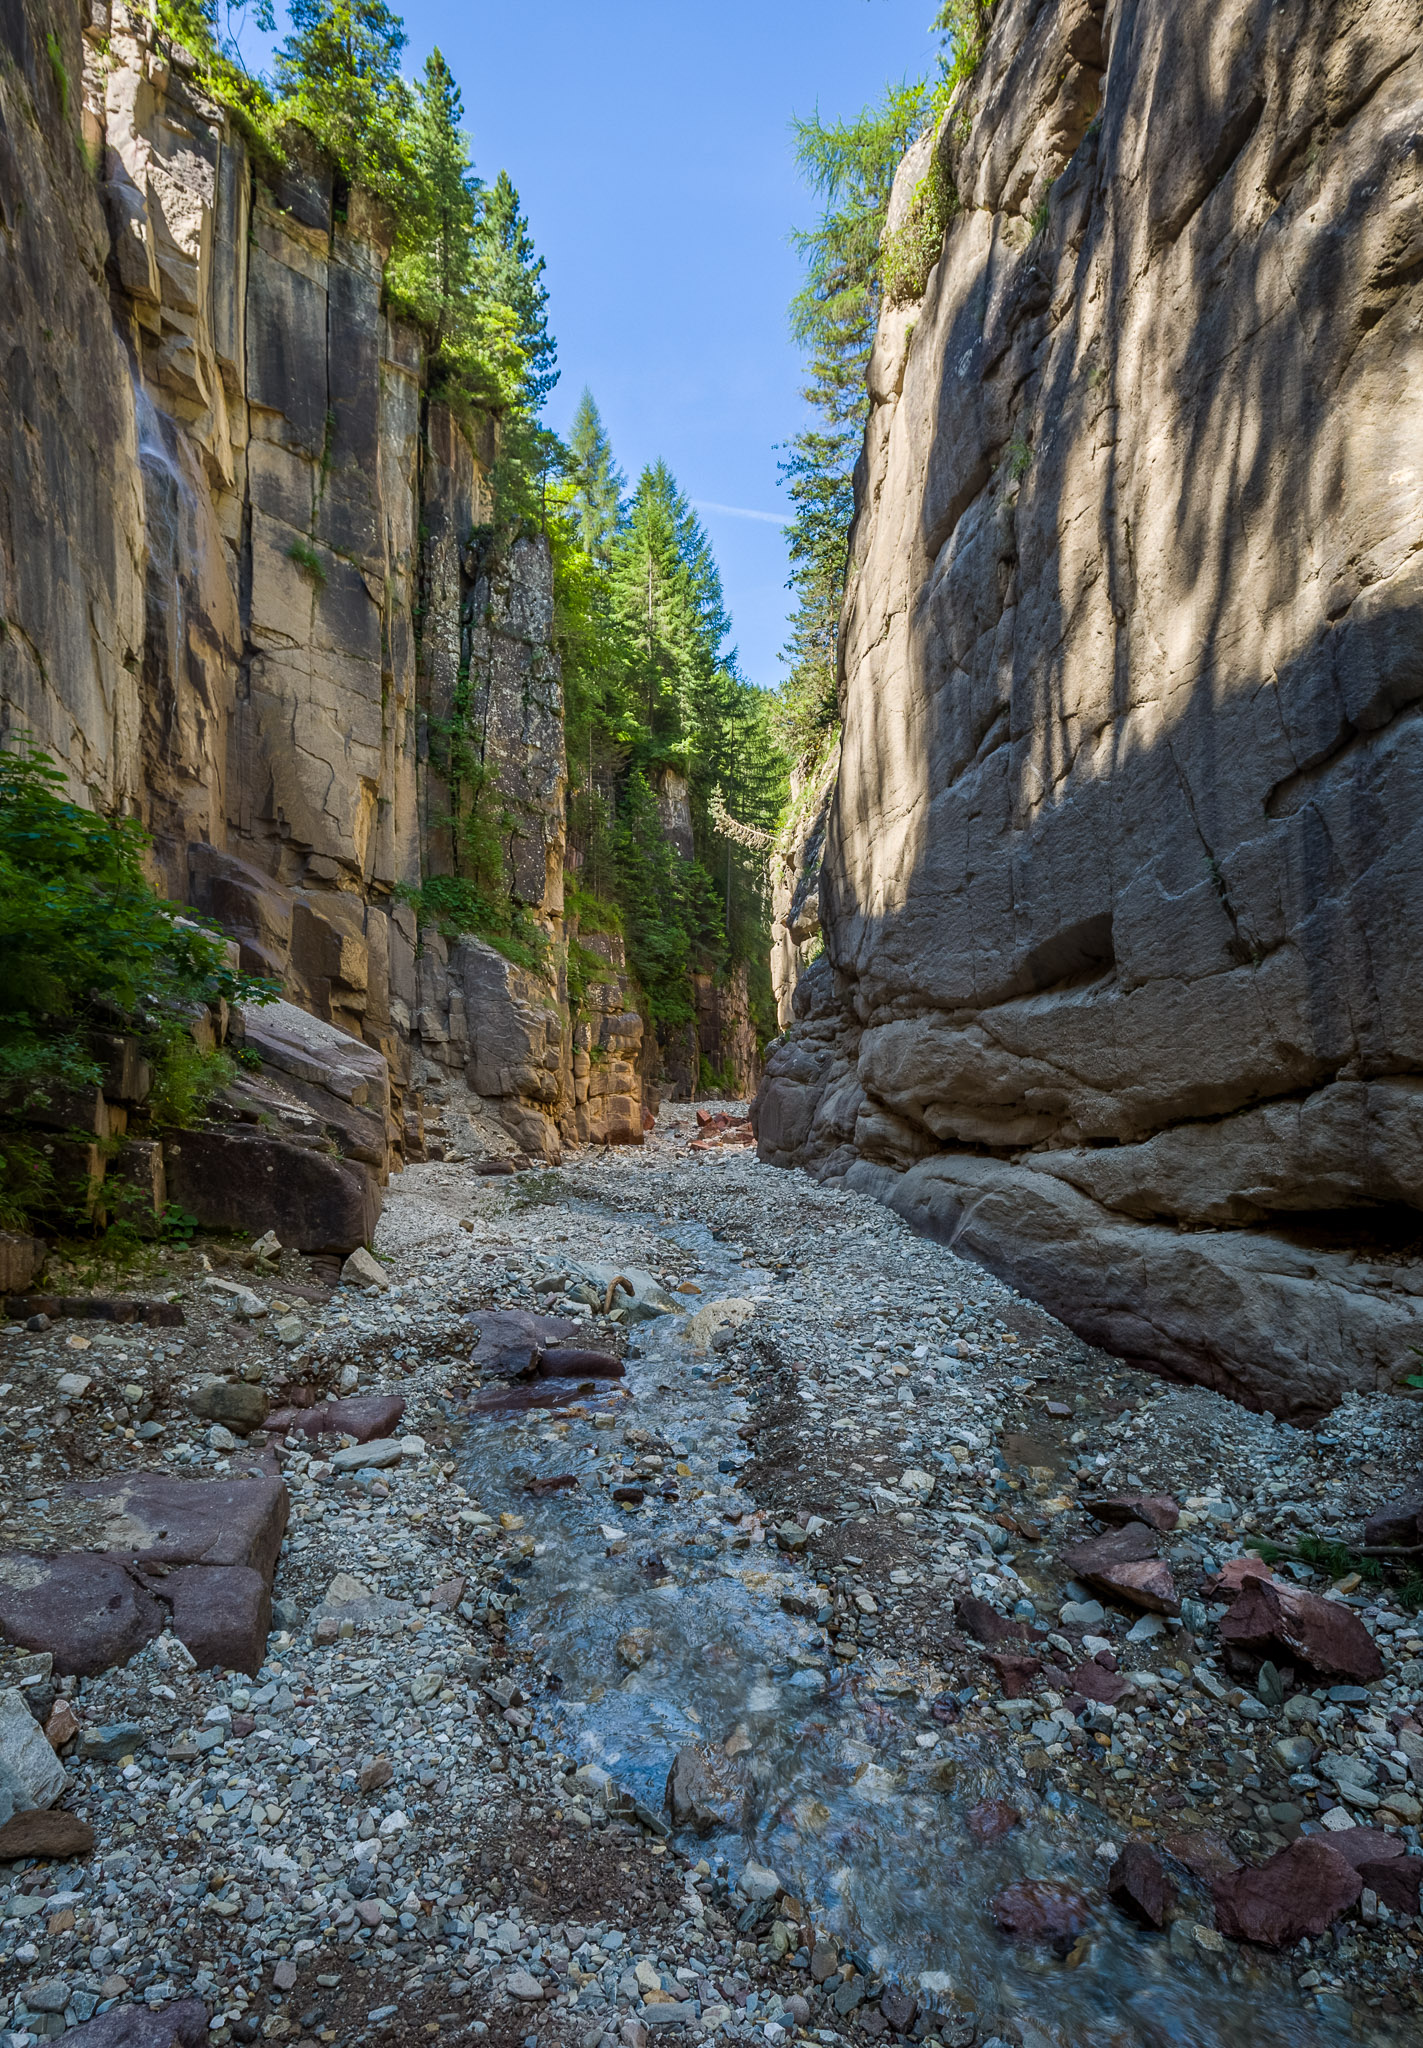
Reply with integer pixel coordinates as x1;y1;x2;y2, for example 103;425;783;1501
0;744;275;1229
881;162;956;306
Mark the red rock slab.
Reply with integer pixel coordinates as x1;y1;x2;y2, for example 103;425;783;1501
1357;1854;1423;1914
266;1393;406;1441
2;1295;183;1326
1363;1490;1423;1550
1318;1825;1406;1871
1162;1830;1240;1884
465;1310;586;1377
0;1551;163;1676
987;1652;1042;1699
1108;1843;1175;1928
1091;1556;1181;1615
62;1999;210;2046
151;1562;271;1676
955;1596;1041;1647
966;1798;1020;1843
66;1472;289;1578
1067;1659;1130;1704
990;1881;1090;1941
1203;1555;1280;1601
1212;1838;1363;1945
0;1807;95;1860
1219;1575;1384;1683
1083;1493;1180;1532
537;1347;623;1380
1061;1521;1159;1575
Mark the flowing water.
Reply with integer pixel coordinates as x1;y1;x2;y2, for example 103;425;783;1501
454;1207;1355;2048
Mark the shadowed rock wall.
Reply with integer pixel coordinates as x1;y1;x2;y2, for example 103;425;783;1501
756;0;1423;1417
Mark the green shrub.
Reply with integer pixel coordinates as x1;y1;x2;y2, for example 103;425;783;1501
881;162;956;306
0;743;275;1230
287;539;326;586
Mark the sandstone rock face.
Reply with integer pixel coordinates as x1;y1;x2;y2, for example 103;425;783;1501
2;0;651;1195
756;0;1423;1416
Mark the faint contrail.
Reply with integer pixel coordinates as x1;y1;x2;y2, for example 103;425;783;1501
694;501;790;526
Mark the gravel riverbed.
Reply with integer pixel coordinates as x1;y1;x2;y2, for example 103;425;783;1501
2;1107;1422;2048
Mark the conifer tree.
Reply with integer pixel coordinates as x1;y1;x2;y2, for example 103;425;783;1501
476;171;558;415
568;391;624;565
275;0;411;195
395;49;479;353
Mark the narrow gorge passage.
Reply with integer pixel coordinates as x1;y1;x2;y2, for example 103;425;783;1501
12;1118;1420;2047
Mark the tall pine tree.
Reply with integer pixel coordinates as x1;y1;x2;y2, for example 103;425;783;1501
568;391;624;565
274;0;411;196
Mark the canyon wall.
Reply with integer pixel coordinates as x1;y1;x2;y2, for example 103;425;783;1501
757;0;1423;1417
0;0;658;1186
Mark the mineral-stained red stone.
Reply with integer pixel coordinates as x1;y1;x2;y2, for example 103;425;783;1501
1062;1521;1159;1574
538;1347;623;1380
990;1881;1090;1941
1319;1828;1421;1913
878;1985;919;2033
68;1472;289;1579
1361;1855;1422;1915
1108;1842;1175;1928
1091;1557;1181;1614
265;1394;406;1441
1203;1555;1280;1601
1083;1493;1181;1532
966;1798;1020;1843
0;1552;163;1676
1067;1659;1130;1704
0;1807;94;1860
153;1562;271;1676
1212;1839;1363;1946
1363;1491;1423;1551
987;1651;1042;1698
955;1596;1039;1647
1219;1575;1384;1683
1162;1830;1240;1884
61;1999;209;2046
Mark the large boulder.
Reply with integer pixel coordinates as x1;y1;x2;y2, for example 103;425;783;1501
163;1129;380;1253
0;1474;289;1676
233;998;393;1169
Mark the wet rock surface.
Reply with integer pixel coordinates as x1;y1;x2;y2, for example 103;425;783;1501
0;1112;1421;2044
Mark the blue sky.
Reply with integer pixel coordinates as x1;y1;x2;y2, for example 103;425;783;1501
243;0;939;685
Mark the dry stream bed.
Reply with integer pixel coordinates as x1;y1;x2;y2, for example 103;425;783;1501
2;1108;1422;2048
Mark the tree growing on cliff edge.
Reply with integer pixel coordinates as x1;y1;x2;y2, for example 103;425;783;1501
777;80;934;769
275;0;412;196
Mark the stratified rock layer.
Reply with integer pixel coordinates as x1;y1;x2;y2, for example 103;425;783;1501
756;0;1423;1416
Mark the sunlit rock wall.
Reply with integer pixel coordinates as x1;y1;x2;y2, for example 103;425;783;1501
756;0;1423;1417
1;0;631;1169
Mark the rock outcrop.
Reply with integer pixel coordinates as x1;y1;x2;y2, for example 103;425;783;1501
756;0;1423;1416
0;0;656;1190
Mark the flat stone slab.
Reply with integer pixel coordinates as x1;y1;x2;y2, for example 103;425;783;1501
0;1473;290;1677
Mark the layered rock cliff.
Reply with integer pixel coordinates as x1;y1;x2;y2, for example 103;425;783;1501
757;0;1423;1417
0;0;655;1210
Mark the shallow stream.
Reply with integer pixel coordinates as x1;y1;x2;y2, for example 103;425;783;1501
456;1208;1350;2048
